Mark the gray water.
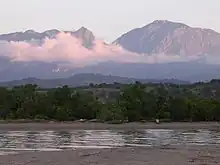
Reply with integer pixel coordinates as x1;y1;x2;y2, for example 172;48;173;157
1;129;220;155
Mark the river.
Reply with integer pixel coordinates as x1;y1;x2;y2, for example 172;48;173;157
1;129;220;155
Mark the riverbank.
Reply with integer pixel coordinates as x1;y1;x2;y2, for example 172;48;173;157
0;121;220;131
0;145;220;165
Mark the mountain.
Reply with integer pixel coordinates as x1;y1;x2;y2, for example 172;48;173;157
1;56;220;83
1;20;220;83
0;27;95;48
114;20;220;56
0;73;189;88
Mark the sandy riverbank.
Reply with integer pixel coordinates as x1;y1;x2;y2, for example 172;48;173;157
0;145;220;165
0;122;220;131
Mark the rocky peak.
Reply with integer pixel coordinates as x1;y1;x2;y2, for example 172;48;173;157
75;27;94;39
73;27;95;48
77;26;89;33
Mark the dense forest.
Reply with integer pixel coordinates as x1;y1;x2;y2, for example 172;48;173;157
1;80;220;122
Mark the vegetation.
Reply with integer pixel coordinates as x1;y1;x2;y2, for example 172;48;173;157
1;80;220;122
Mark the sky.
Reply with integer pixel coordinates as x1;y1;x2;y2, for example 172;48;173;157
0;0;219;42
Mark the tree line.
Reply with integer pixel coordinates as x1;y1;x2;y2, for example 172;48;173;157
0;82;220;122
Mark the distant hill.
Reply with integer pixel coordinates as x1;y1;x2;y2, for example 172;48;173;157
72;61;220;82
0;73;189;88
114;20;220;56
1;57;220;83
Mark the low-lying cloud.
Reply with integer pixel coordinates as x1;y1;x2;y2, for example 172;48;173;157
0;32;218;66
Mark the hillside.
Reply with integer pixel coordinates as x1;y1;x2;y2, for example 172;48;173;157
114;20;220;56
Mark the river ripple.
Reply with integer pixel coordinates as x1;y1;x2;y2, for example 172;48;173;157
0;129;220;154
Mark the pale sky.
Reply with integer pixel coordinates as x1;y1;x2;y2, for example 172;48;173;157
0;0;219;42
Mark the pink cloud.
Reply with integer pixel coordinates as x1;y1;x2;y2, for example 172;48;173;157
0;32;213;66
1;32;145;65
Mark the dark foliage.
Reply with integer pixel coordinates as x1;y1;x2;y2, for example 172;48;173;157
1;81;220;122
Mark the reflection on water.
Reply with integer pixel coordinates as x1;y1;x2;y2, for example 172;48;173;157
0;129;220;153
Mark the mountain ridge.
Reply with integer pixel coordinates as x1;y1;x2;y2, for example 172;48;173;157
2;20;220;56
0;73;190;88
0;27;95;48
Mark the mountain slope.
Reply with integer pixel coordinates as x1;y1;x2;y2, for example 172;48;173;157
114;20;220;55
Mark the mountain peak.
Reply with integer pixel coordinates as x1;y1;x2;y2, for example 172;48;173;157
24;29;37;34
75;27;94;37
74;27;95;48
152;20;169;24
149;20;188;28
77;26;89;32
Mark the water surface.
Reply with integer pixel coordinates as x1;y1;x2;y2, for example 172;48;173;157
0;129;220;154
